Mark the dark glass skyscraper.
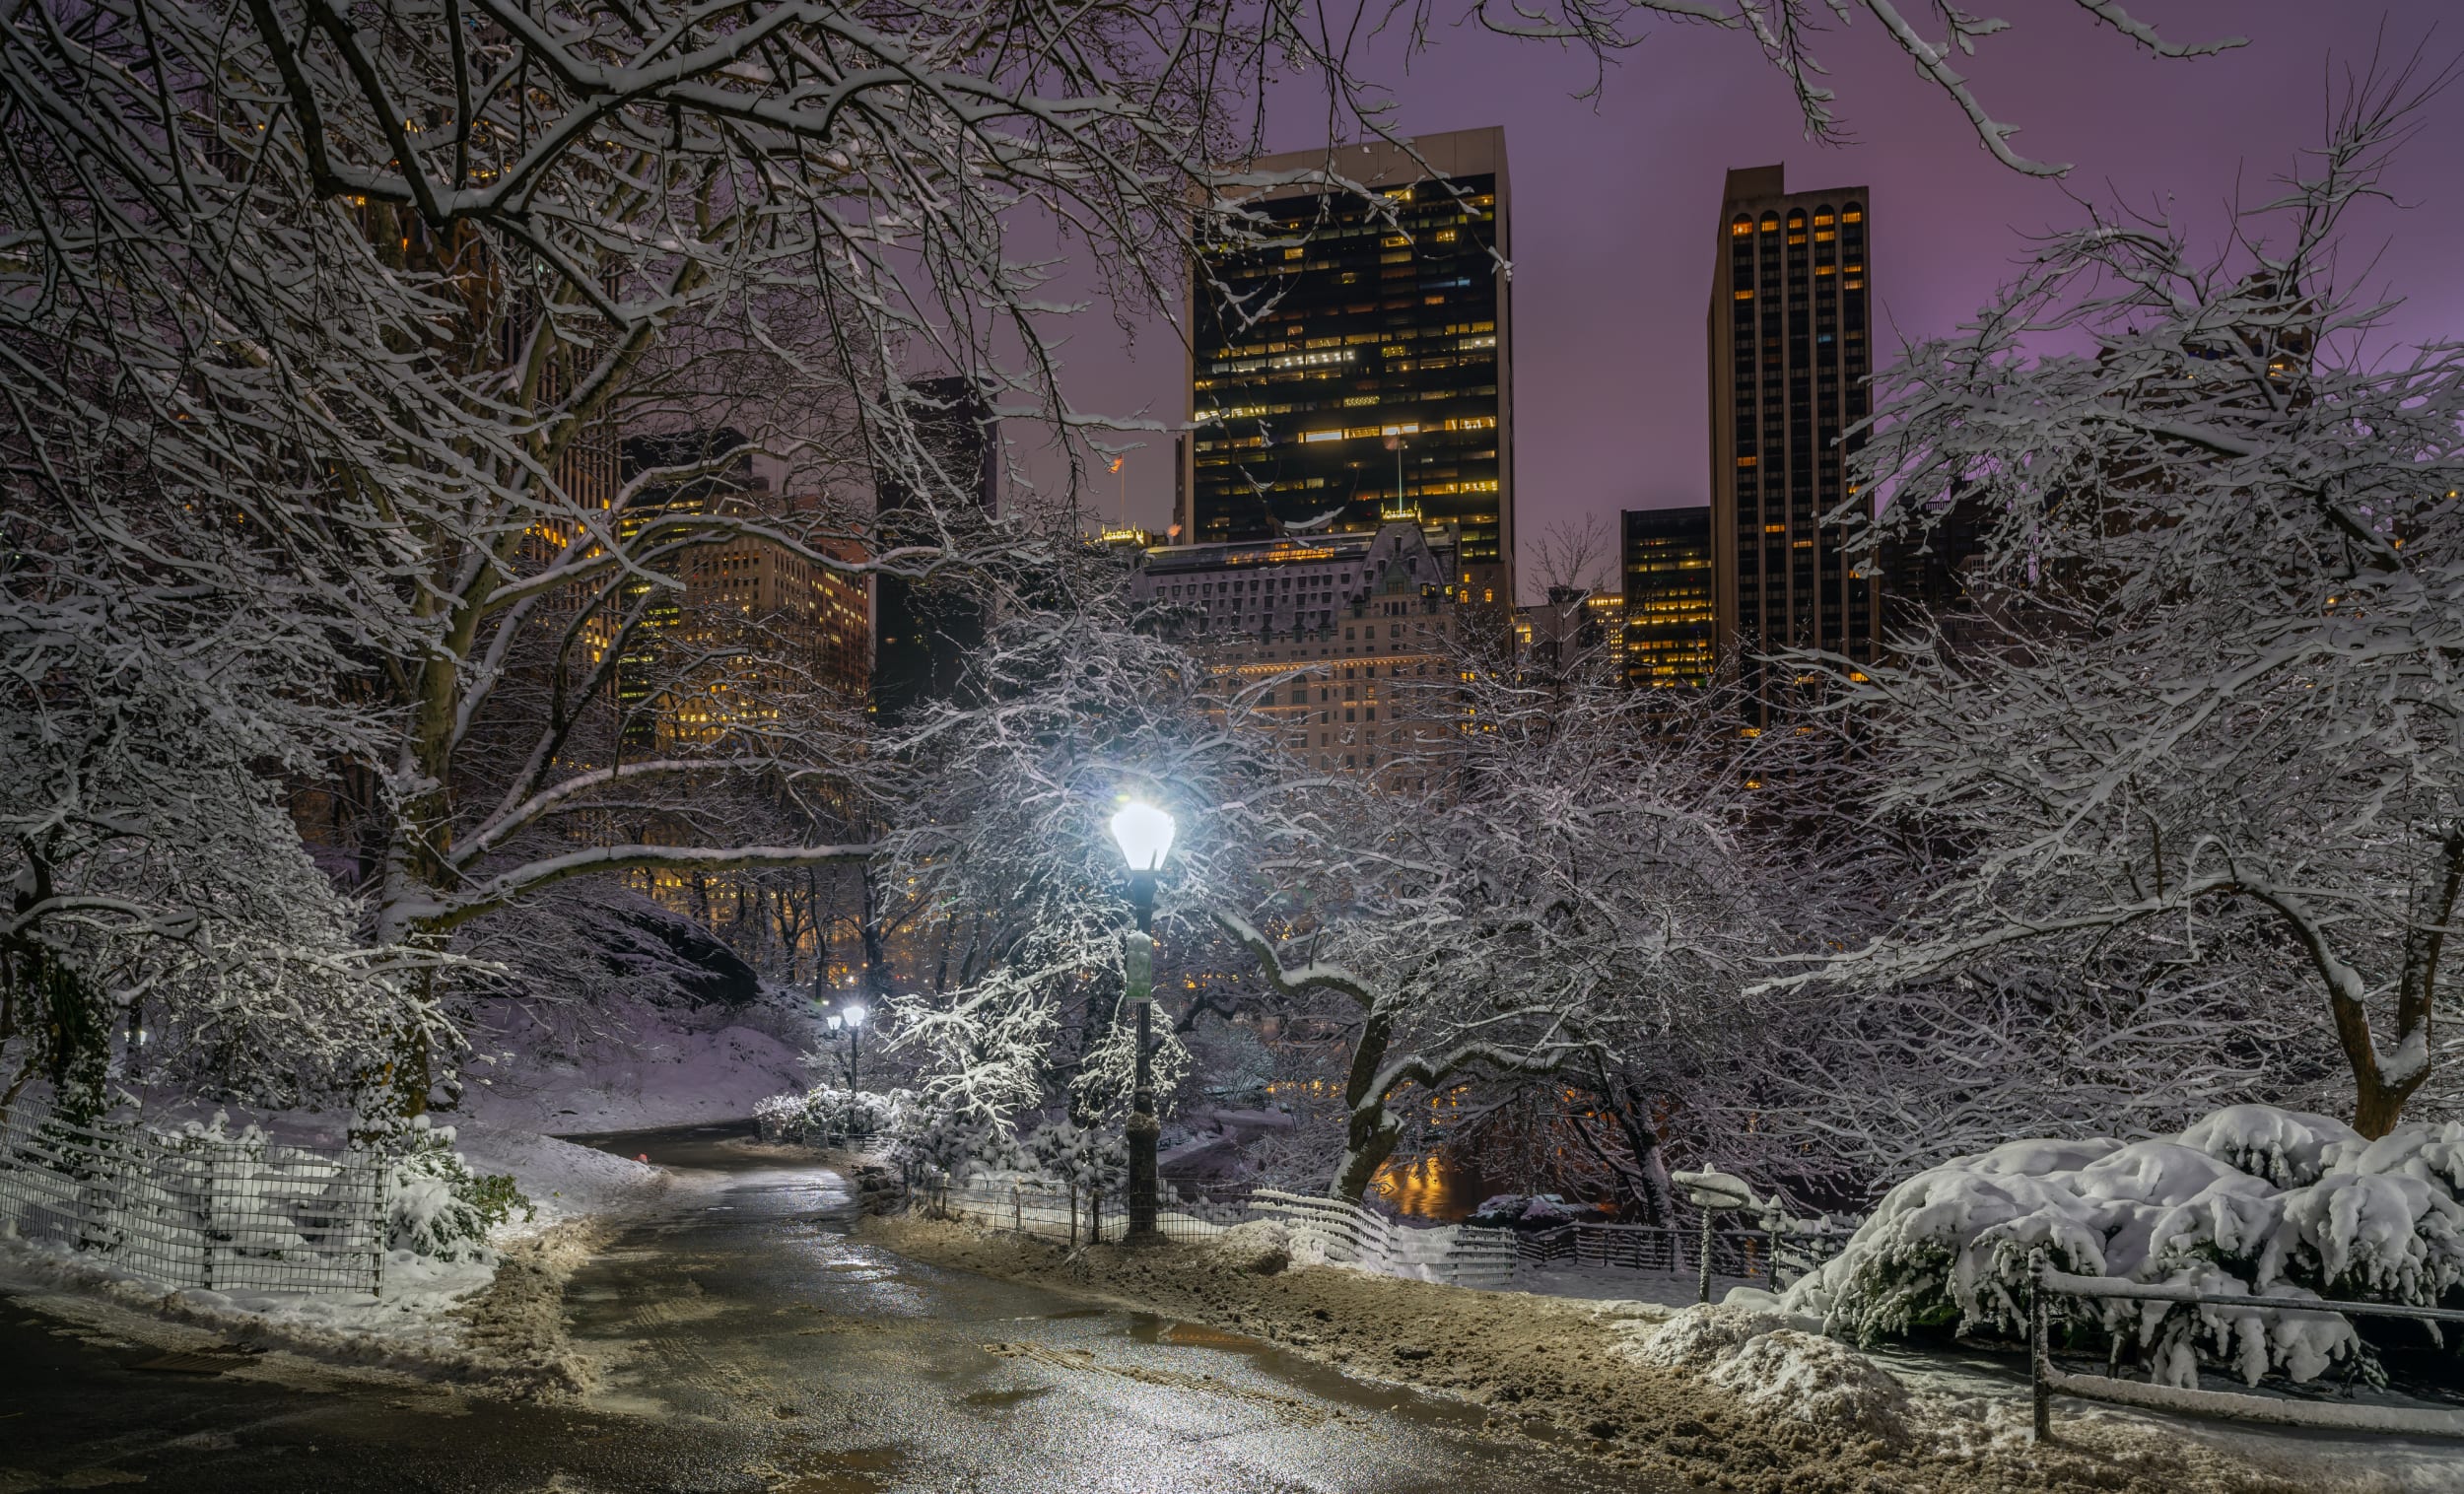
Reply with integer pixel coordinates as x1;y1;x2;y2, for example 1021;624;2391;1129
872;375;997;726
1181;128;1513;597
1707;166;1878;718
1621;507;1714;689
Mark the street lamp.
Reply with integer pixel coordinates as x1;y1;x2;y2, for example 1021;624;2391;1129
1108;799;1174;1242
824;1003;867;1136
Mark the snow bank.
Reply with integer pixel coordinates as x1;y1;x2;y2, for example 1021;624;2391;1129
1785;1104;2464;1388
463;1019;808;1131
453;1120;667;1230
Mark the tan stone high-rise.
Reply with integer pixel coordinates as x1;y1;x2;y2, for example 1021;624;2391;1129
1707;167;1879;720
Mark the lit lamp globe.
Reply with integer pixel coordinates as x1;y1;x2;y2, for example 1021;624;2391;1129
842;1004;867;1030
1109;801;1175;873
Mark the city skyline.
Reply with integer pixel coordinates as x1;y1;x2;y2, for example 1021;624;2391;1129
1022;0;2464;598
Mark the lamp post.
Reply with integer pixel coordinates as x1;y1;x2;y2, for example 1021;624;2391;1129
1108;799;1175;1242
823;1001;866;1137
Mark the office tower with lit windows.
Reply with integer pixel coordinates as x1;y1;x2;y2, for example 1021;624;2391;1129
1707;166;1878;717
1621;507;1715;689
1181;127;1513;599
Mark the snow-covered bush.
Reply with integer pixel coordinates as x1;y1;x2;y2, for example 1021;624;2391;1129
384;1119;532;1261
1023;1118;1126;1194
1466;1192;1608;1230
1784;1105;2464;1388
753;1086;914;1145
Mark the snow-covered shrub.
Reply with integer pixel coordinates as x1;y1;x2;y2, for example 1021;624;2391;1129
2176;1106;2355;1188
1022;1118;1126;1193
384;1119;531;1261
1466;1192;1608;1230
1783;1105;2464;1388
902;1104;1021;1179
753;1086;914;1145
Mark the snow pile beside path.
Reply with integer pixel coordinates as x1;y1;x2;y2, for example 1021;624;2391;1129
1624;1305;1913;1440
1786;1104;2464;1389
454;1120;667;1229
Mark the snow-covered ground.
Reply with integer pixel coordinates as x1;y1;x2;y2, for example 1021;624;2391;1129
0;1120;666;1392
462;1018;809;1134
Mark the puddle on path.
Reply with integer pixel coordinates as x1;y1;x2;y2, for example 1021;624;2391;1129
752;1443;905;1494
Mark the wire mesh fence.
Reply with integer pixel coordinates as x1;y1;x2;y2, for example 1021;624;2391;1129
1516;1219;1846;1290
0;1107;386;1295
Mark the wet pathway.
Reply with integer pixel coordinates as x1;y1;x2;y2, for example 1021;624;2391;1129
0;1122;1678;1493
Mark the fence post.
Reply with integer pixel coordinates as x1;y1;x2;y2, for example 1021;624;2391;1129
198;1140;216;1294
2029;1248;2052;1444
1012;1184;1021;1235
372;1152;388;1297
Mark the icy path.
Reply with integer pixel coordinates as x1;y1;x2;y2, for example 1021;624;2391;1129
0;1123;1685;1494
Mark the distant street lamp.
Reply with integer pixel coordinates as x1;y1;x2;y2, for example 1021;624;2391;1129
1108;799;1175;1242
825;1002;867;1136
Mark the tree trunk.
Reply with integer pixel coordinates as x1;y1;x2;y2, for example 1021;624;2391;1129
2354;1076;2409;1141
1332;1104;1404;1204
1329;1004;1401;1202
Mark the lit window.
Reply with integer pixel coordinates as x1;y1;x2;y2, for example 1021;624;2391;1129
1734;289;1753;301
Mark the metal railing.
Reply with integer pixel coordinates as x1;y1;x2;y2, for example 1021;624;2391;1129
0;1108;386;1295
916;1173;1246;1246
913;1173;1529;1290
2026;1251;2464;1440
1247;1188;1517;1288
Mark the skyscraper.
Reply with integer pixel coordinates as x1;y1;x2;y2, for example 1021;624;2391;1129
872;375;998;726
1621;507;1715;689
1707;166;1878;717
1181;127;1513;598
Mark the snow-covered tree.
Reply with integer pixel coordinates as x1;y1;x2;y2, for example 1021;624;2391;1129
0;0;2251;1121
1215;643;1776;1205
879;542;1289;1144
1796;71;2464;1138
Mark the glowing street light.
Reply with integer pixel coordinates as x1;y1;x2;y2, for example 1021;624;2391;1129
1109;800;1176;878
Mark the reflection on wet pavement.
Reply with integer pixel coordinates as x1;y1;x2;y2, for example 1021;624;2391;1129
0;1121;1682;1493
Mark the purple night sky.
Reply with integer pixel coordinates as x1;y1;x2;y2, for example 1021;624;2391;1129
1026;1;2464;598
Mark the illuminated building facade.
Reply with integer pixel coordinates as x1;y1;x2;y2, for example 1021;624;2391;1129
1707;166;1878;720
1181;128;1514;596
1131;521;1481;789
1621;507;1715;689
616;430;871;750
